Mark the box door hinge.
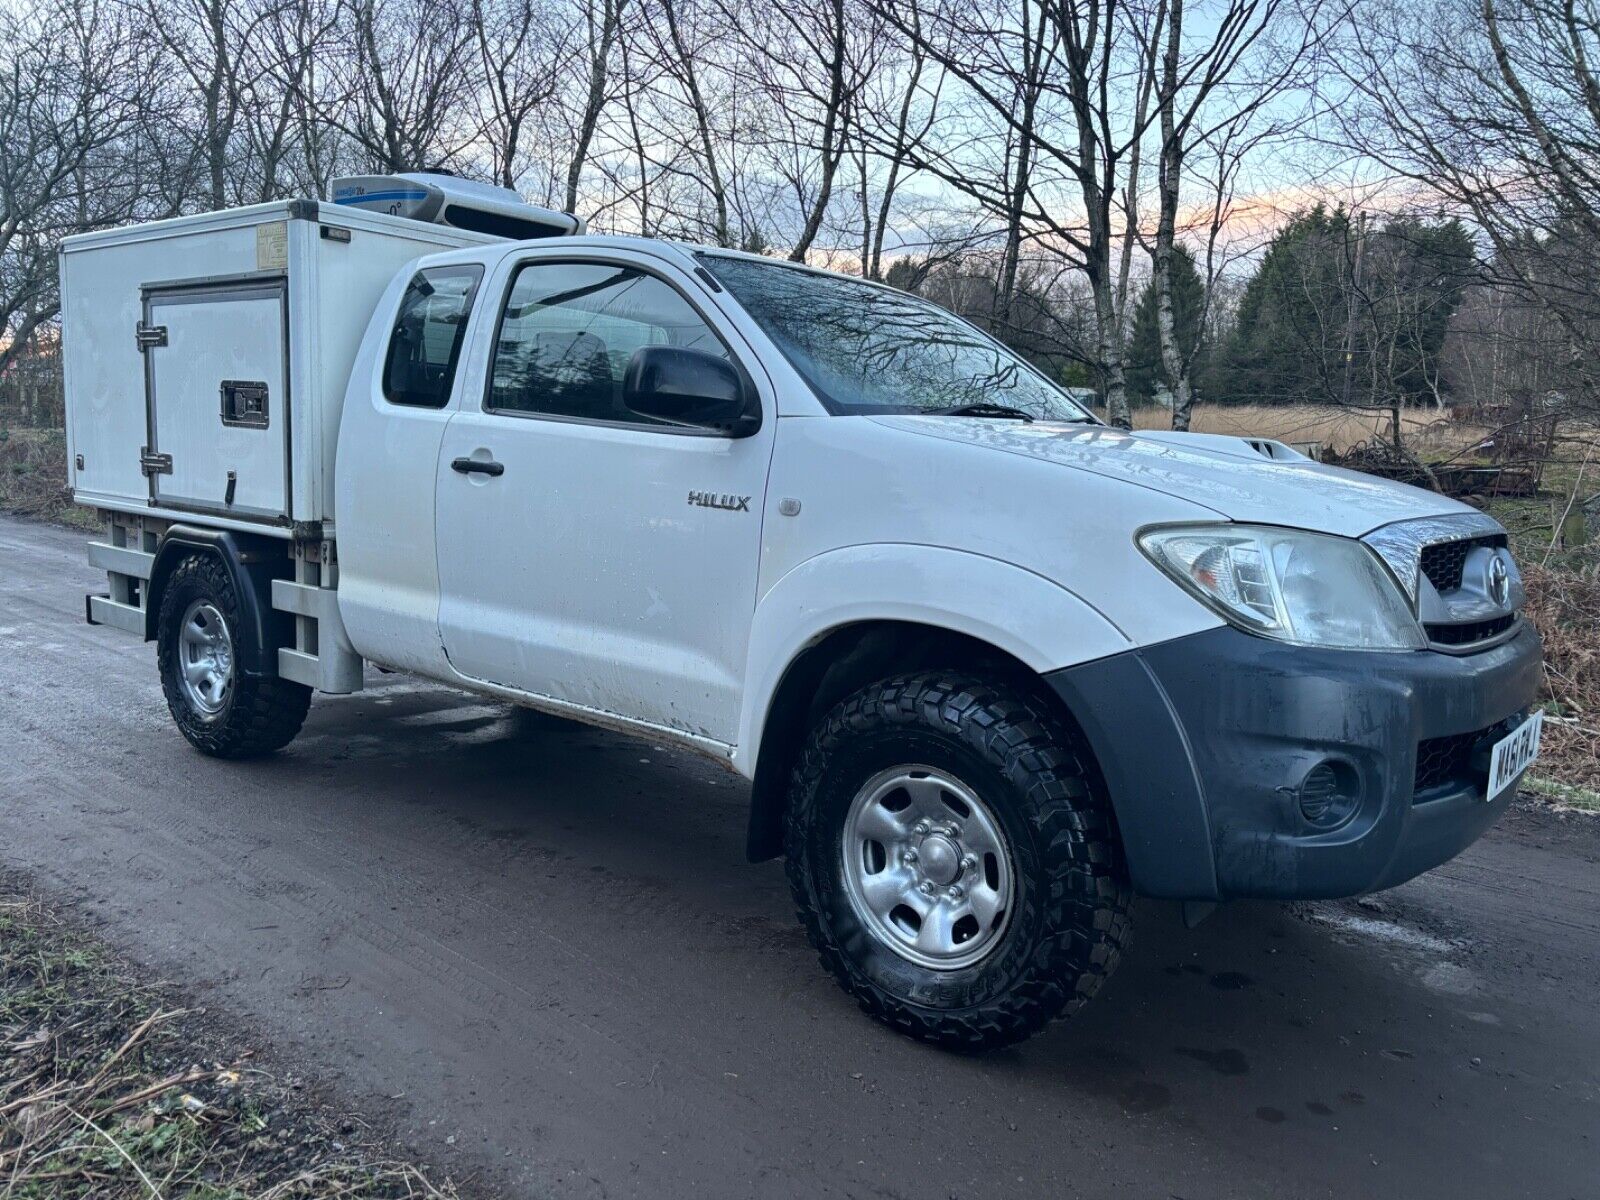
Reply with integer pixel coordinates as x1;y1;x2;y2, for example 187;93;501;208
139;447;173;476
135;322;168;351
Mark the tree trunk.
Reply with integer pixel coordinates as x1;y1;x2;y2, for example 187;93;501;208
869;39;926;279
1090;256;1132;426
996;0;1047;330
566;0;625;215
1153;0;1193;430
789;0;848;262
661;0;730;245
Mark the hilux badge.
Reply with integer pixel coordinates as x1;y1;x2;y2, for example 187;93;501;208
688;489;751;512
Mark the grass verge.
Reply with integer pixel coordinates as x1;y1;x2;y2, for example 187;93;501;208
0;428;96;530
1486;451;1600;799
0;883;465;1199
1523;775;1600;814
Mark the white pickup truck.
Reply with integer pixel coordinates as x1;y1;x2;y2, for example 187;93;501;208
62;176;1544;1048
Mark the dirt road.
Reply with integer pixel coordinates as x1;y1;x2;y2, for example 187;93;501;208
2;514;1596;1199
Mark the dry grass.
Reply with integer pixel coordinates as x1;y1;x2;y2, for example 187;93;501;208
0;428;95;529
0;885;466;1199
1123;403;1491;458
1481;441;1600;796
1523;562;1600;791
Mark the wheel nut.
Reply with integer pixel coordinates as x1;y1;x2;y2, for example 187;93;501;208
918;880;935;895
901;850;918;867
947;885;964;901
962;855;978;873
913;820;931;836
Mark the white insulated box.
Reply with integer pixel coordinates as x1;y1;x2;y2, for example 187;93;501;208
60;200;496;535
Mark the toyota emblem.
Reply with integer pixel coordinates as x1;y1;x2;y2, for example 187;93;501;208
1487;553;1511;607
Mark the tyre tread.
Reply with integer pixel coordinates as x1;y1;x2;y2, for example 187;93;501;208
784;671;1131;1050
156;554;310;758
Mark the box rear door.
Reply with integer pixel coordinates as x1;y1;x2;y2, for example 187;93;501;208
144;278;290;521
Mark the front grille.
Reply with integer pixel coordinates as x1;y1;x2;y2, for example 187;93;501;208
1425;614;1517;646
1414;712;1524;796
1420;535;1505;593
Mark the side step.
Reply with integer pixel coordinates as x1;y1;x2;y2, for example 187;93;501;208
270;540;364;694
85;532;155;637
86;592;144;634
84;513;366;697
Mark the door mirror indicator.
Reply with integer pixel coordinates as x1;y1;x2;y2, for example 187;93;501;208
623;347;761;437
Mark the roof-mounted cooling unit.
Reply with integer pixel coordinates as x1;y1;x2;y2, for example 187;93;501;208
329;172;585;240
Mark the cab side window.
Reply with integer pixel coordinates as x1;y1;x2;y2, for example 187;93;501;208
487;261;728;425
383;265;483;408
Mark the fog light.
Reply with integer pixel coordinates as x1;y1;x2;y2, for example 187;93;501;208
1298;760;1359;829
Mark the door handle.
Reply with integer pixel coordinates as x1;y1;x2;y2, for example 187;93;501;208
451;457;504;477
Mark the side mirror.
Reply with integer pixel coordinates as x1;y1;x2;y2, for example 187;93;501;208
623;346;762;437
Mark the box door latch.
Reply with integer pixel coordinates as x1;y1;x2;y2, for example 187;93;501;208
139;447;173;476
135;322;168;351
220;380;270;428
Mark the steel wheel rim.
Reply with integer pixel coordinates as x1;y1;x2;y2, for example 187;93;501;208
840;765;1015;970
177;599;234;717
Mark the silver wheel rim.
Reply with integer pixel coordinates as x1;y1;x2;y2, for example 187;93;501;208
177;599;234;717
841;765;1015;970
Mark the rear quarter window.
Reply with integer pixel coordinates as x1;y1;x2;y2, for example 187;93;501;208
383;265;484;408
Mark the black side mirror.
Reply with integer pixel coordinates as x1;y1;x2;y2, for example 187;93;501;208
623;346;762;437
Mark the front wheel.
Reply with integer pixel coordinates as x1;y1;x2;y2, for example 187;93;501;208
156;553;311;758
784;672;1131;1050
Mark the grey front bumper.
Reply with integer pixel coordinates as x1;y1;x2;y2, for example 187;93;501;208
1044;621;1544;901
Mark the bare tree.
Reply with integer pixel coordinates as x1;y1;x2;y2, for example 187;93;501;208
0;0;1316;419
721;0;875;261
471;0;565;190
563;0;630;213
0;0;150;373
337;0;479;172
1320;0;1600;413
1146;0;1304;430
141;0;268;209
650;0;735;244
862;22;942;278
245;0;349;199
872;0;1174;424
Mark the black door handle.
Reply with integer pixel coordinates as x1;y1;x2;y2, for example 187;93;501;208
451;457;504;477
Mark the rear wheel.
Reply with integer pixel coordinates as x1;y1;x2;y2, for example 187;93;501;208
156;554;310;758
785;672;1131;1050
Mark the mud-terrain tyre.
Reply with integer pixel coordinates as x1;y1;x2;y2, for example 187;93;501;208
784;672;1131;1051
156;553;310;758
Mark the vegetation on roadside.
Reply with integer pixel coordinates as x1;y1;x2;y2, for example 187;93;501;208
0;885;463;1199
1522;776;1600;813
1121;402;1491;457
1488;452;1600;795
0;428;95;530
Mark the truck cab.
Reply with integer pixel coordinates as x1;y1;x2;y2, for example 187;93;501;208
65;195;1544;1050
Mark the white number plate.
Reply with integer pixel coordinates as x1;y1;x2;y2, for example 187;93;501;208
1487;710;1543;802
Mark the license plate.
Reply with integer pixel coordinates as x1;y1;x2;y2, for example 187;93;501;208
1487;710;1543;802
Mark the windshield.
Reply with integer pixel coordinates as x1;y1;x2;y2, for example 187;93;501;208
699;253;1094;422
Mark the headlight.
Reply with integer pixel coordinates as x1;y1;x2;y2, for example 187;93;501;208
1138;524;1426;651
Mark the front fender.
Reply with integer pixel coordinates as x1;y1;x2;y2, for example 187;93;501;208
734;543;1132;776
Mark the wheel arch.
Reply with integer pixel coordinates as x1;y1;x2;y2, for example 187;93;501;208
738;545;1132;861
146;525;292;679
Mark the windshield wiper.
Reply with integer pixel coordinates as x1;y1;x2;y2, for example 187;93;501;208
923;403;1035;422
